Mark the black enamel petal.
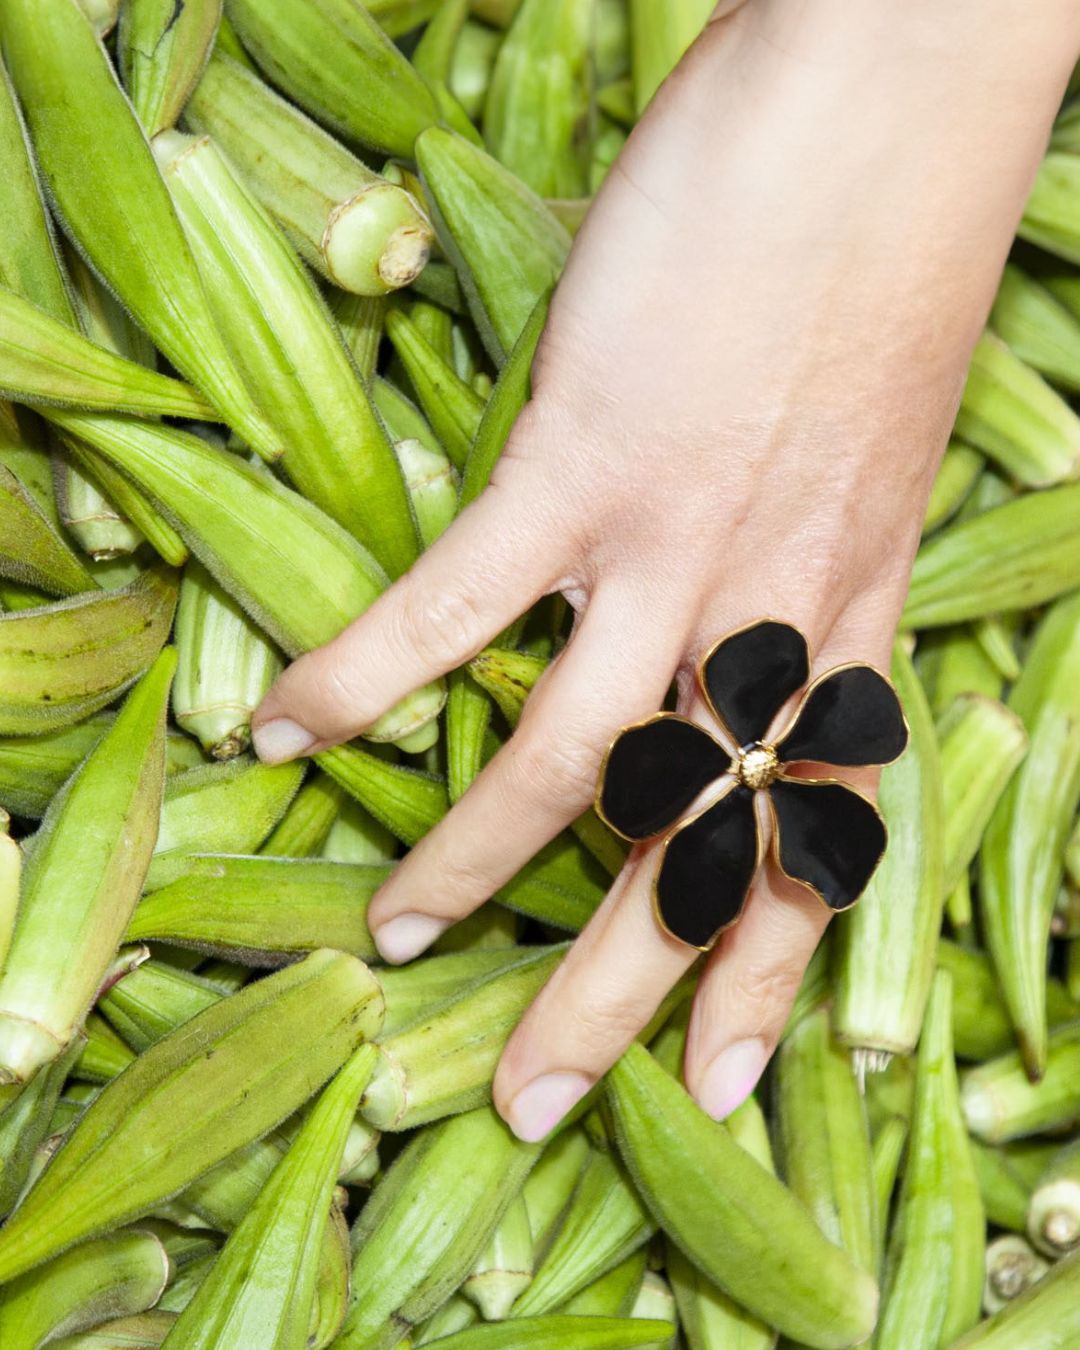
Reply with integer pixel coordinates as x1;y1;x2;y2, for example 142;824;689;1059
776;665;908;767
701;621;810;748
655;785;759;948
770;777;886;910
599;716;729;841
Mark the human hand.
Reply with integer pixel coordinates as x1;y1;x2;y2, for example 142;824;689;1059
253;0;1079;1139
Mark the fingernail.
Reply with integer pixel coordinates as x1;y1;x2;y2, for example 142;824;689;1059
697;1038;768;1120
504;1072;594;1143
374;913;449;964
251;718;316;764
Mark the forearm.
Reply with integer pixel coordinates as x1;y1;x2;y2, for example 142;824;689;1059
589;0;1080;477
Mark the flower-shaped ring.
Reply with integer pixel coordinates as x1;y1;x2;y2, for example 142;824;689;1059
594;619;909;950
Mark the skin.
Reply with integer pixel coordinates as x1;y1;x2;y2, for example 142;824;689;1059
254;0;1080;1141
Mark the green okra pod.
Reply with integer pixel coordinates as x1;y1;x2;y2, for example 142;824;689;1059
45;410;445;747
317;742;450;844
321;791;397;864
261;772;345;858
172;560;282;761
0;949;384;1283
512;1147;654;1317
982;1235;1048;1316
949;1248;1080;1349
146;757;303;890
559;1250;647;1319
608;1042;879;1349
395;437;461;549
411;1319;676;1350
0;1035;82;1217
52;1311;176;1348
873;971;983;1349
0;0;277;458
961;1020;1080;1143
449;21;503;121
979;589;1080;1077
904;483;1080;627
520;1126;590;1259
970;1140;1041;1233
0;650;174;1084
185;52;433;296
413;0;470;86
871;1116;908;1251
338;1105;541;1350
463;1192;534;1320
99;961;223;1053
1019;152;1080;264
225;0;439;157
777;1007;878;1277
483;0;593;198
923;442;983;535
667;1238;775;1350
128;853;383;964
990;264;1080;393
938;938;1080;1062
75;1013;137;1083
937;693;1028;899
1027;1139;1080;1258
953;332;1080;486
162;1045;378;1350
834;641;945;1066
417;127;569;364
119;0;222;137
153;128;418;580
0;561;175;735
376;947;527;1037
628;0;713;112
386;307;485;469
415;1295;479;1346
0;459;94;598
919;627;1004;718
362;945;565;1130
0;1230;170;1349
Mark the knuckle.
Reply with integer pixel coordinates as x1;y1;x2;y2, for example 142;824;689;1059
508;728;597;807
732;959;804;1024
396;581;485;668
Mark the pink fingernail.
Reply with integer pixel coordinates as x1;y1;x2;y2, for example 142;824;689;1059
504;1072;594;1142
374;913;449;964
697;1038;768;1120
251;718;316;764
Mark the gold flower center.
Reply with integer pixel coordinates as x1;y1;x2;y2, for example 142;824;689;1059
735;741;780;790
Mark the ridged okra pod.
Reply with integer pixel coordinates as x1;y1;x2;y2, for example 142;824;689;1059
0;0;277;458
417;127;569;364
386;308;485;469
937;693;1028;899
362;944;565;1129
512;1147;654;1317
608;1042;879;1349
628;0;714;112
45;410;445;747
834;641;945;1065
225;0;439;156
872;971;983;1348
0;650;174;1084
923;442;983;535
0;1230;170;1348
949;1247;1080;1349
185;52;433;296
261;772;345;858
904;484;1080;627
777;1007;878;1276
0;1035;81;1217
119;0;222;138
0;457;92;600
990;264;1080;393
982;1235;1048;1316
979;589;1080;1077
337;1105;541;1350
463;1193;534;1320
128;853;384;964
1019;152;1080;264
953;332;1080;485
163;1045;378;1349
483;0;593;197
173;559;282;760
961;1022;1080;1143
146;757;303;889
1027;1140;1080;1259
153;128;418;580
0;949;384;1283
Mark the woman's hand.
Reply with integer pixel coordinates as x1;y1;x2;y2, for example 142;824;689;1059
253;0;1079;1140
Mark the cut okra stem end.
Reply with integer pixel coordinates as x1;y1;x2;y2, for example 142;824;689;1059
323;185;435;296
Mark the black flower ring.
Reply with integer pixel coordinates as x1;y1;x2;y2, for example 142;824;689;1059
594;619;909;951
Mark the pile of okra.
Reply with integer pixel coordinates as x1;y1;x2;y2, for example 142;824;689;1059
1;0;1080;1346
